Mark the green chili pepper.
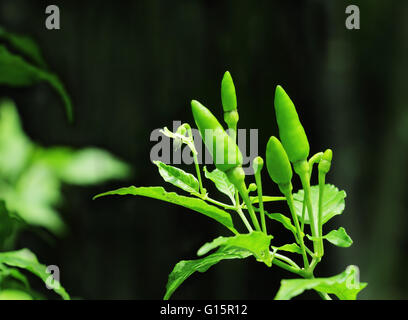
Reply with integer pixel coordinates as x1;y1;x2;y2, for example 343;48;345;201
191;99;260;231
318;149;332;174
221;71;239;139
274;85;310;164
265;137;309;266
191;100;243;172
265;136;293;195
221;71;237;113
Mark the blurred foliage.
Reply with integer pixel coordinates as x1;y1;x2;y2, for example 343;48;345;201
0;23;131;299
0;99;130;236
0;27;72;120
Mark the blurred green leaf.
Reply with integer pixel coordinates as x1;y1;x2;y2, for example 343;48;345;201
0;263;30;289
324;227;353;248
203;166;235;202
0;249;70;300
0;45;72;121
293;184;346;224
0;100;32;181
0;201;23;249
197;231;273;266
0;100;130;234
0;289;32;300
94;186;235;232
164;247;251;300
40;147;130;185
154;161;199;195
274;265;367;300
0;26;46;68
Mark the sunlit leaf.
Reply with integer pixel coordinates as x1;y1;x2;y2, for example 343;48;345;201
154;161;199;195
94;186;235;232
0;46;72;121
203;166;235;201
0;249;70;300
293;184;346;224
274;265;366;300
324;227;353;248
164;247;251;300
197;231;273;266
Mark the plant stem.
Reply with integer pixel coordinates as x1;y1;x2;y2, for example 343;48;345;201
272;256;303;276
238;185;262;231
295;161;320;257
284;191;309;269
201;196;236;211
318;171;326;257
192;151;205;194
254;169;266;234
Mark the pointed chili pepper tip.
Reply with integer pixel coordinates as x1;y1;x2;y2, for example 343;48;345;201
323;149;333;162
221;71;237;112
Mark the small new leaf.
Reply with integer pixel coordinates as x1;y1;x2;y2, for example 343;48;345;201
203;166;235;202
154;161;199;195
272;243;302;254
324;227;353;248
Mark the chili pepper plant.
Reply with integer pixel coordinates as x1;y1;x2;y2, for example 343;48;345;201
95;71;367;300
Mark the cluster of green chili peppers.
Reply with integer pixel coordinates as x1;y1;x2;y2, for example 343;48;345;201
191;71;333;277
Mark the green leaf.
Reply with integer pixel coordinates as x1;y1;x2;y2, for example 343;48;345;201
0;200;24;249
197;231;273;266
0;249;70;300
272;243;302;254
0;27;47;67
0;289;32;300
324;227;353;248
164;247;251;300
274;265;367;300
0;100;33;181
0;45;72;121
40;147;130;185
264;212;297;235
0;263;30;289
203;166;235;201
293;184;346;224
93;186;235;232
154;161;199;195
3;162;66;235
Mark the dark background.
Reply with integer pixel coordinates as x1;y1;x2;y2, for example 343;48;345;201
1;0;407;299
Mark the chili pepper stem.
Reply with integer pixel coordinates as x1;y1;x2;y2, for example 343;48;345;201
294;160;321;257
318;171;326;257
227;167;262;232
254;170;266;234
283;189;309;269
238;185;262;232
